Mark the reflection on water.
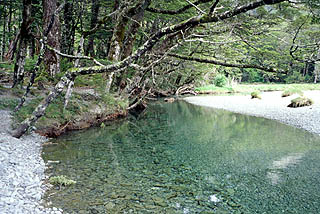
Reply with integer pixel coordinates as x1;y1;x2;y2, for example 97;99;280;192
43;101;320;213
267;153;304;185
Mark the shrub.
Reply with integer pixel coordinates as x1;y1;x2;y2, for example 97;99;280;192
213;74;228;87
251;91;261;99
288;97;313;108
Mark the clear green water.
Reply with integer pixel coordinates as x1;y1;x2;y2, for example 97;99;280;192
43;101;320;214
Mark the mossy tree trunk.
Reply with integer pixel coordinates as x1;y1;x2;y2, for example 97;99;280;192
12;0;32;88
105;10;128;93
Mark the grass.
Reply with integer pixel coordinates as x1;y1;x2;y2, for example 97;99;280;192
0;98;19;110
195;85;234;94
11;89;128;131
49;175;76;186
281;88;303;97
12;95;84;128
288;97;314;108
251;91;261;99
196;83;320;95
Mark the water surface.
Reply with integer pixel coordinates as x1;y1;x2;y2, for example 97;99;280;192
43;101;320;213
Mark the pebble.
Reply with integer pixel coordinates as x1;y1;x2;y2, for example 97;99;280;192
0;110;64;214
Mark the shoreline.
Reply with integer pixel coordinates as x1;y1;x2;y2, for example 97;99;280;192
0;110;62;214
184;90;320;136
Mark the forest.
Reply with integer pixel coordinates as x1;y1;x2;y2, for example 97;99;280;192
0;0;319;137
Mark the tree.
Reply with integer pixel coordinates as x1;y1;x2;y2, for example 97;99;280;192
12;0;33;88
12;0;290;138
43;0;61;77
85;0;101;57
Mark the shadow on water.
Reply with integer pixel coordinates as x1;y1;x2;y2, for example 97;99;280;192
43;100;320;213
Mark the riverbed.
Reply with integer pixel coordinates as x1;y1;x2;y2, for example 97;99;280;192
43;100;320;213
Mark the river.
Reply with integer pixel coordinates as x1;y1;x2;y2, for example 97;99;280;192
43;100;320;213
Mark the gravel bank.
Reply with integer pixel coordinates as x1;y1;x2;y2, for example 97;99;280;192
0;110;63;214
184;90;320;136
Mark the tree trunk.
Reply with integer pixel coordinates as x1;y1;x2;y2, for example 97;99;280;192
1;1;6;61
62;0;75;55
105;11;128;93
85;0;100;57
12;0;32;88
43;0;61;77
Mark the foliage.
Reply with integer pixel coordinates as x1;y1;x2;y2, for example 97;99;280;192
284;71;307;84
213;74;228;87
288;97;314;108
195;85;234;94
60;58;74;73
34;71;51;88
49;175;76;186
24;57;38;73
242;69;265;83
251;91;261;99
0;63;14;72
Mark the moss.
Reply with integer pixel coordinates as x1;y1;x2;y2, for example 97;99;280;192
13;97;43;123
251;91;261;99
74;73;105;87
49;175;76;186
288;97;313;108
12;89;127;133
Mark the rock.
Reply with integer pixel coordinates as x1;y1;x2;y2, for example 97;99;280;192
164;98;175;103
105;202;115;210
0;110;56;214
152;196;167;207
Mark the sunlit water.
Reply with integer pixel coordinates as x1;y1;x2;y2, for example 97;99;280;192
43;101;320;213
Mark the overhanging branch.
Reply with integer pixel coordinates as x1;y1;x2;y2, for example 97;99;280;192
167;53;283;73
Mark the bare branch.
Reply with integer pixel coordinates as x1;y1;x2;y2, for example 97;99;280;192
46;46;104;66
185;0;206;14
209;0;220;15
184;38;241;45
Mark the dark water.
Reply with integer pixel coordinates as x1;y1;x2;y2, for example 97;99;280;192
43;101;320;214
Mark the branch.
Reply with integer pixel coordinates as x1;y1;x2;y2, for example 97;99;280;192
46;46;104;66
146;0;212;15
167;53;283;73
130;44;179;71
209;0;220;15
289;22;320;63
185;0;206;14
184;38;241;45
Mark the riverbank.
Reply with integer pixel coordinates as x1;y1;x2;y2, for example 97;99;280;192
0;86;127;213
184;90;320;136
0;110;63;214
